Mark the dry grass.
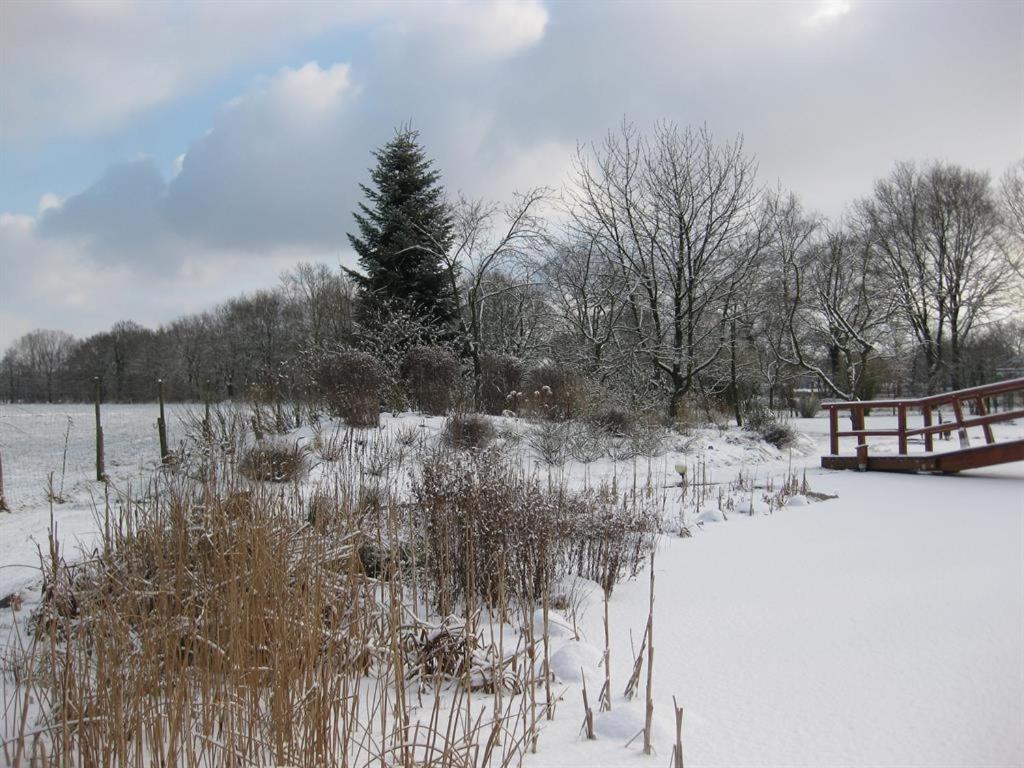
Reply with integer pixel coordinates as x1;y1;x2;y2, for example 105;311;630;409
239;439;310;482
2;427;665;768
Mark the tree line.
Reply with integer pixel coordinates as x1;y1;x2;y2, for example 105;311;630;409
4;123;1022;420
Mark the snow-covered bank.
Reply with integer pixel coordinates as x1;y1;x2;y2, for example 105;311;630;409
534;461;1024;767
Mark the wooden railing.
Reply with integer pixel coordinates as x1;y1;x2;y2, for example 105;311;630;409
823;377;1024;470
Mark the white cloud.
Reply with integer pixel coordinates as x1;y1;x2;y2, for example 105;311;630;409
0;0;548;141
803;0;855;29
399;0;548;58
36;194;61;216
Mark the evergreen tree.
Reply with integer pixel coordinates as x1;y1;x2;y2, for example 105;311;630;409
347;127;456;332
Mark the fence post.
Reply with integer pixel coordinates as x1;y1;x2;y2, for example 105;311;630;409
203;378;212;441
0;450;8;512
828;407;839;456
94;376;106;481
157;378;170;464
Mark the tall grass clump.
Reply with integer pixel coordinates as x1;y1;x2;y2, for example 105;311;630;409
239;438;309;482
442;413;496;450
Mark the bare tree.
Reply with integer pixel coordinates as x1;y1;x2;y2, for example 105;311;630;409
570;121;766;416
435;189;550;407
999;159;1024;281
2;329;75;402
545;236;631;382
859;161;1009;391
769;194;892;400
280;262;355;350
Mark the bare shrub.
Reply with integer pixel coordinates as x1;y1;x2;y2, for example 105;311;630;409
404;345;461;415
240;439;309;482
442;413;496;450
315;347;384;428
527;420;571;465
413;450;659;613
629;423;669;457
567;421;608;463
480;352;526;415
563;488;661;594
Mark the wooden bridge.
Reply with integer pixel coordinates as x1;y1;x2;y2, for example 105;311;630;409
821;377;1024;473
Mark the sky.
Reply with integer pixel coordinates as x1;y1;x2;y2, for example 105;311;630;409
1;0;1022;351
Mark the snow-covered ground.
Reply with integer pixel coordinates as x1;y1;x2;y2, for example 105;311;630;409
2;408;1022;766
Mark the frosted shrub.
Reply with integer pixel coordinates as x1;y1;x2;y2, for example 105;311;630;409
314;347;384;428
745;405;796;449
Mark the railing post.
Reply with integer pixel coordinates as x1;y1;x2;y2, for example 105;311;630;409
950;397;970;449
922;405;934;452
853;406;867;471
975;397;995;445
828;407;839;456
897;404;908;455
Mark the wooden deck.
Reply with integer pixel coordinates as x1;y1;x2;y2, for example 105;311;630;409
821;378;1024;474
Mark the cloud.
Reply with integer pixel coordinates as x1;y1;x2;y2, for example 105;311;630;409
3;1;1022;350
0;0;547;142
803;1;855;29
37;157;175;269
0;210;335;351
164;62;359;251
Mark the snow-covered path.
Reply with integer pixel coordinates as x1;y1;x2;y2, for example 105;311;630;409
542;462;1024;767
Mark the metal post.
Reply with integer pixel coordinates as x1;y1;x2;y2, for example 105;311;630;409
94;376;105;481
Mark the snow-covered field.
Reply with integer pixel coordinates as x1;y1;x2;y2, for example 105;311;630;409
2;408;1022;766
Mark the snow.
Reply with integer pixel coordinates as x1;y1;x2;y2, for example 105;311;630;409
549;640;602;684
526;455;1024;767
2;408;1023;766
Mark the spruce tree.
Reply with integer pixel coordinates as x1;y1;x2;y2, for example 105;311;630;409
347;127;456;332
